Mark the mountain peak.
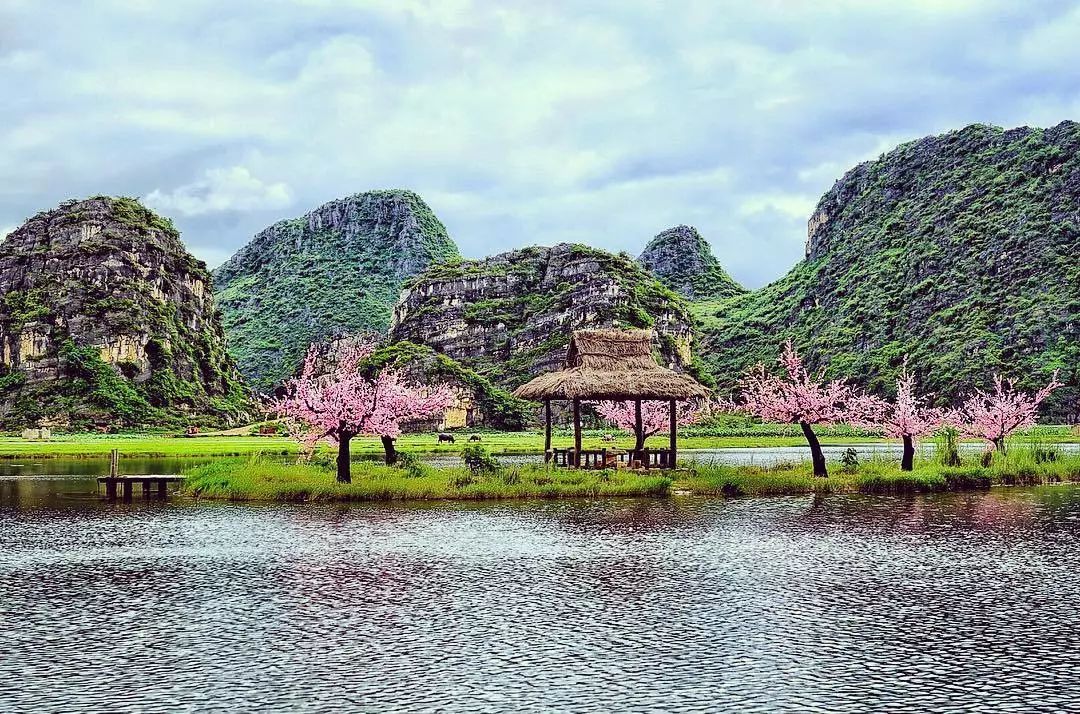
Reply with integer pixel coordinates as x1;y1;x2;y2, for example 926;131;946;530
212;190;460;390
638;225;745;301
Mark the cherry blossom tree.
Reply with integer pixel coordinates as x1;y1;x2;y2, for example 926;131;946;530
275;338;454;482
594;399;702;450
950;372;1063;455
874;364;946;471
735;340;875;477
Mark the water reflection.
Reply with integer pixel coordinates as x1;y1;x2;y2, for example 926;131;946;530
3;481;1080;712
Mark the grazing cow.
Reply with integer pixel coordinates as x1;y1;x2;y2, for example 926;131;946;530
469;435;482;442
438;433;455;444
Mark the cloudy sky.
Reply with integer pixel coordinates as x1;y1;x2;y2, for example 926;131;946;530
3;0;1080;287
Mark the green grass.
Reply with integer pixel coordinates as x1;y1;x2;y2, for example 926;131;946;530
180;447;1080;503
0;434;299;458
12;425;1075;460
0;430;889;459
1;425;1076;459
681;451;1080;497
183;458;673;502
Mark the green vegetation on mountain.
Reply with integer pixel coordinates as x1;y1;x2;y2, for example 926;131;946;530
638;225;745;301
0;197;248;429
391;243;706;391
362;341;532;429
696;122;1080;421
213;190;460;391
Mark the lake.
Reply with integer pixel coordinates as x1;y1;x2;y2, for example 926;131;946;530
3;473;1080;712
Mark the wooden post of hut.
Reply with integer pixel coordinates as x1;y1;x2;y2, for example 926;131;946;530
544;399;552;463
572;399;582;467
669;398;678;468
513;329;709;470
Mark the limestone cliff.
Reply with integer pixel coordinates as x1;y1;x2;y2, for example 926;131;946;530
638;225;745;301
0;197;247;427
390;243;705;390
213;190;460;391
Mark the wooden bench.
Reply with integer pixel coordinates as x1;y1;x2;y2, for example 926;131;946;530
625;448;673;469
548;448;622;469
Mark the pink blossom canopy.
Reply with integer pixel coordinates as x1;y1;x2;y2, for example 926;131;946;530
950;372;1063;446
736;340;873;426
594;399;701;437
274;337;454;452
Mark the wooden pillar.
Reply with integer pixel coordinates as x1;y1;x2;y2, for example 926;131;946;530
142;479;152;499
157;479;168;499
105;480;117;500
669;398;678;469
122;480;133;503
544;399;552;463
109;449;119;477
634;399;643;451
572;399;582;468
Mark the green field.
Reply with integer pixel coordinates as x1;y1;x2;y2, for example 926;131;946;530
0;425;1076;459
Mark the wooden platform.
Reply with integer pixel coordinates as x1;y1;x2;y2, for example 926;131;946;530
98;475;184;501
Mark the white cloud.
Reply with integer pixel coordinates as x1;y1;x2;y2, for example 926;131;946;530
738;193;819;221
3;0;1080;287
144;167;293;217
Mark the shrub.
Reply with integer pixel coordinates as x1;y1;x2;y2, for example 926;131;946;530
462;443;499;476
935;426;962;467
396;451;427;479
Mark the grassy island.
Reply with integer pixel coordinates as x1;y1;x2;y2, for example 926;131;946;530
183;458;673;501
183;450;1080;503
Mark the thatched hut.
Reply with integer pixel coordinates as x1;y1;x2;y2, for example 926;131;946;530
513;329;710;468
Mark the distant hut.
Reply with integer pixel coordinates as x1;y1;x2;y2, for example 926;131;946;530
513;329;709;468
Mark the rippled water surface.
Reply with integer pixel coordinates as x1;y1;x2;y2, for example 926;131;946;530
4;477;1080;712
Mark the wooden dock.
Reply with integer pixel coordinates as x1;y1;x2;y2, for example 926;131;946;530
98;475;184;501
97;448;184;501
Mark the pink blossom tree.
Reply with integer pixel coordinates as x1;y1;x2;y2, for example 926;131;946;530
875;364;946;471
950;372;1063;455
594;399;702;450
735;340;875;477
275;338;454;482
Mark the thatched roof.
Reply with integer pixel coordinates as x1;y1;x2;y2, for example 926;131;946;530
513;329;711;401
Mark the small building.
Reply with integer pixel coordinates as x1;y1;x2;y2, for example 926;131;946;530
21;427;52;441
513;329;709;468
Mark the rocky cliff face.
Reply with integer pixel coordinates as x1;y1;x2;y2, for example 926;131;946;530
637;225;745;301
0;197;247;427
697;121;1080;420
213;190;460;391
390;243;703;390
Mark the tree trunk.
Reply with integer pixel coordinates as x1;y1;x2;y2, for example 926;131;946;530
337;431;353;483
381;435;397;465
634;399;645;451
800;421;828;478
901;435;915;471
994;436;1006;455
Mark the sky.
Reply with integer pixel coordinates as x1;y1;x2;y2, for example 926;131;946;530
3;0;1080;288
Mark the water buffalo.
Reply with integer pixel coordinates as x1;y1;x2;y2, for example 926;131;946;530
438;433;455;444
469;435;482;442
